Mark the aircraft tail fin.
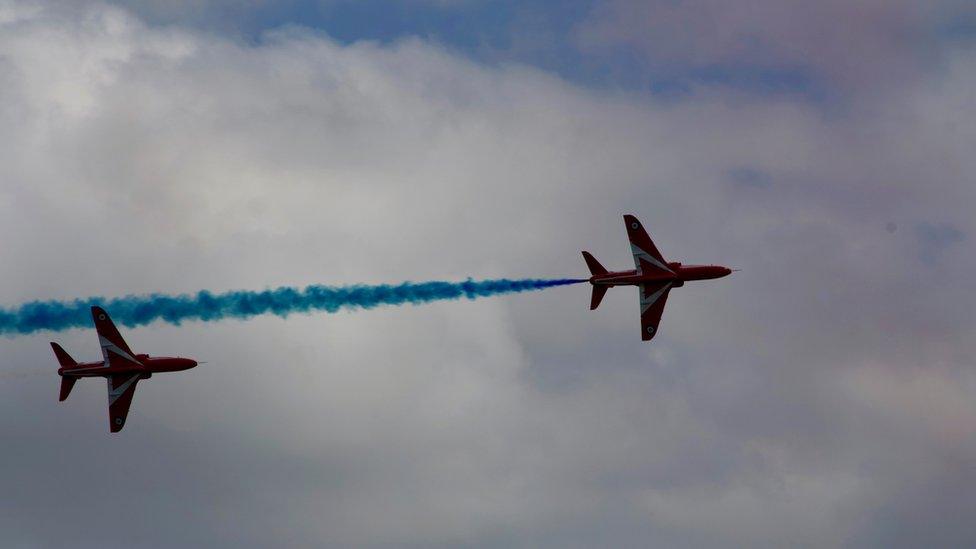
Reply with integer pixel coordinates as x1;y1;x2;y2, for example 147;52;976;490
581;251;608;276
51;342;76;368
590;285;609;310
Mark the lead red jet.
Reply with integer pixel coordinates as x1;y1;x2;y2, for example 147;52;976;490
582;214;734;341
51;306;198;432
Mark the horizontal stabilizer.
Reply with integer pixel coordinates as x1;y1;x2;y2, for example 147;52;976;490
59;376;77;402
50;342;76;368
590;285;608;310
582;251;608;276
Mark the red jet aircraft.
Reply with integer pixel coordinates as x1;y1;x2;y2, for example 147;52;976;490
51;306;198;432
582;215;733;341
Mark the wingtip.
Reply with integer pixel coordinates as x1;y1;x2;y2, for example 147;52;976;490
623;214;644;230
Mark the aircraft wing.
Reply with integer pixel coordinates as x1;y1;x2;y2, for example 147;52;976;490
639;281;672;341
92;306;142;368
624;214;673;275
107;373;140;433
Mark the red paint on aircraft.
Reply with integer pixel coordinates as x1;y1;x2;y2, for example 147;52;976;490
582;215;734;341
51;306;198;432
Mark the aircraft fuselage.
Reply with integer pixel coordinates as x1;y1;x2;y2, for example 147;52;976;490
53;307;201;431
581;215;734;341
59;356;197;378
589;263;732;288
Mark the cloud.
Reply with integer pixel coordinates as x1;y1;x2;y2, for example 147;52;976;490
578;0;976;96
916;221;965;261
0;1;974;547
726;166;772;189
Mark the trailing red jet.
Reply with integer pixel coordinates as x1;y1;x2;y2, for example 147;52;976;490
51;306;198;432
582;215;733;341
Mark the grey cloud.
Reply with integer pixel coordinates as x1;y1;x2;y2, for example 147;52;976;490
0;1;975;547
578;0;976;95
916;221;965;261
726;166;772;189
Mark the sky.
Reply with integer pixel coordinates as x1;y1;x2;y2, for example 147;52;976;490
0;0;974;547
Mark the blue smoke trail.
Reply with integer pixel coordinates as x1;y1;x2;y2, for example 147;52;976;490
0;278;585;335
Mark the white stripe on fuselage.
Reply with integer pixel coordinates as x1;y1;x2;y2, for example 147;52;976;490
631;243;673;274
99;335;141;367
639;282;672;314
107;373;140;406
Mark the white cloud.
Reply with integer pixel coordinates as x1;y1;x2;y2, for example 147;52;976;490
0;1;974;547
579;0;976;93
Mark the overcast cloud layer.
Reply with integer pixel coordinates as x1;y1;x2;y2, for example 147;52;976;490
1;1;974;547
